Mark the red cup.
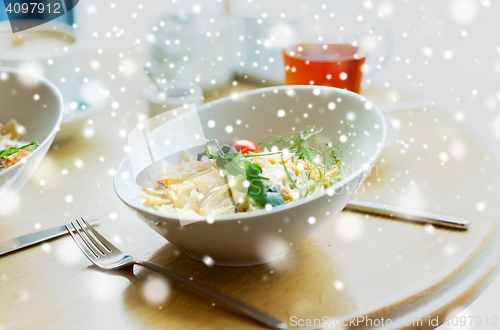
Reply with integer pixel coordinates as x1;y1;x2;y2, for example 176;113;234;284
283;43;366;93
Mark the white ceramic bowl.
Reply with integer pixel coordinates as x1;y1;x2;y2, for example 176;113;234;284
114;86;386;266
0;67;63;206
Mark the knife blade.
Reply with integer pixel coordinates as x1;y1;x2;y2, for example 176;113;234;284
345;200;470;230
0;219;99;257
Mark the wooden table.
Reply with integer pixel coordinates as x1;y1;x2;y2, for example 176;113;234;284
1;55;500;330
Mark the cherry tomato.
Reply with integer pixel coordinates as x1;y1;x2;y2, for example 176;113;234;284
230;139;260;154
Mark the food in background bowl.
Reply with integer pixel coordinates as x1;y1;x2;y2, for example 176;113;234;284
0;67;63;206
114;86;386;266
0;119;39;171
140;126;345;217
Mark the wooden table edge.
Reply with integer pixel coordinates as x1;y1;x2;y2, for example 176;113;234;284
332;210;500;330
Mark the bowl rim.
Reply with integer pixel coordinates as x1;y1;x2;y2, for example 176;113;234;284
113;85;387;223
0;66;64;177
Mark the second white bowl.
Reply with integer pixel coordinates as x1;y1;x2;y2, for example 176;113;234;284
0;67;63;206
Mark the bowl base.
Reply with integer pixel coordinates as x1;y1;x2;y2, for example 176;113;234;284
182;249;293;267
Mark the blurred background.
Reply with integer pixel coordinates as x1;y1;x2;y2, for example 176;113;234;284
1;0;499;326
2;0;491;160
3;0;497;153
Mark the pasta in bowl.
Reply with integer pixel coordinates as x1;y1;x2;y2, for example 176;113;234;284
140;126;345;218
1;119;39;172
114;86;386;266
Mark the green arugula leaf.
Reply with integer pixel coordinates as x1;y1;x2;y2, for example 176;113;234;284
0;146;21;159
0;141;39;168
197;139;286;209
216;154;246;177
243;161;284;208
263;183;285;206
220;145;238;156
197;151;209;161
244;160;267;208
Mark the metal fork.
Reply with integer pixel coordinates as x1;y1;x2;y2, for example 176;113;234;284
66;218;287;329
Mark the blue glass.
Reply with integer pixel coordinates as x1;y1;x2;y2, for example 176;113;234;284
0;1;8;21
0;0;75;25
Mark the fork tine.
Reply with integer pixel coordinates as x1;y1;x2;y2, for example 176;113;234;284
75;219;106;255
80;217;117;251
65;222;99;259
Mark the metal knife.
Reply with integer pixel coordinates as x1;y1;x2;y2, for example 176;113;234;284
345;200;470;230
0;219;99;257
